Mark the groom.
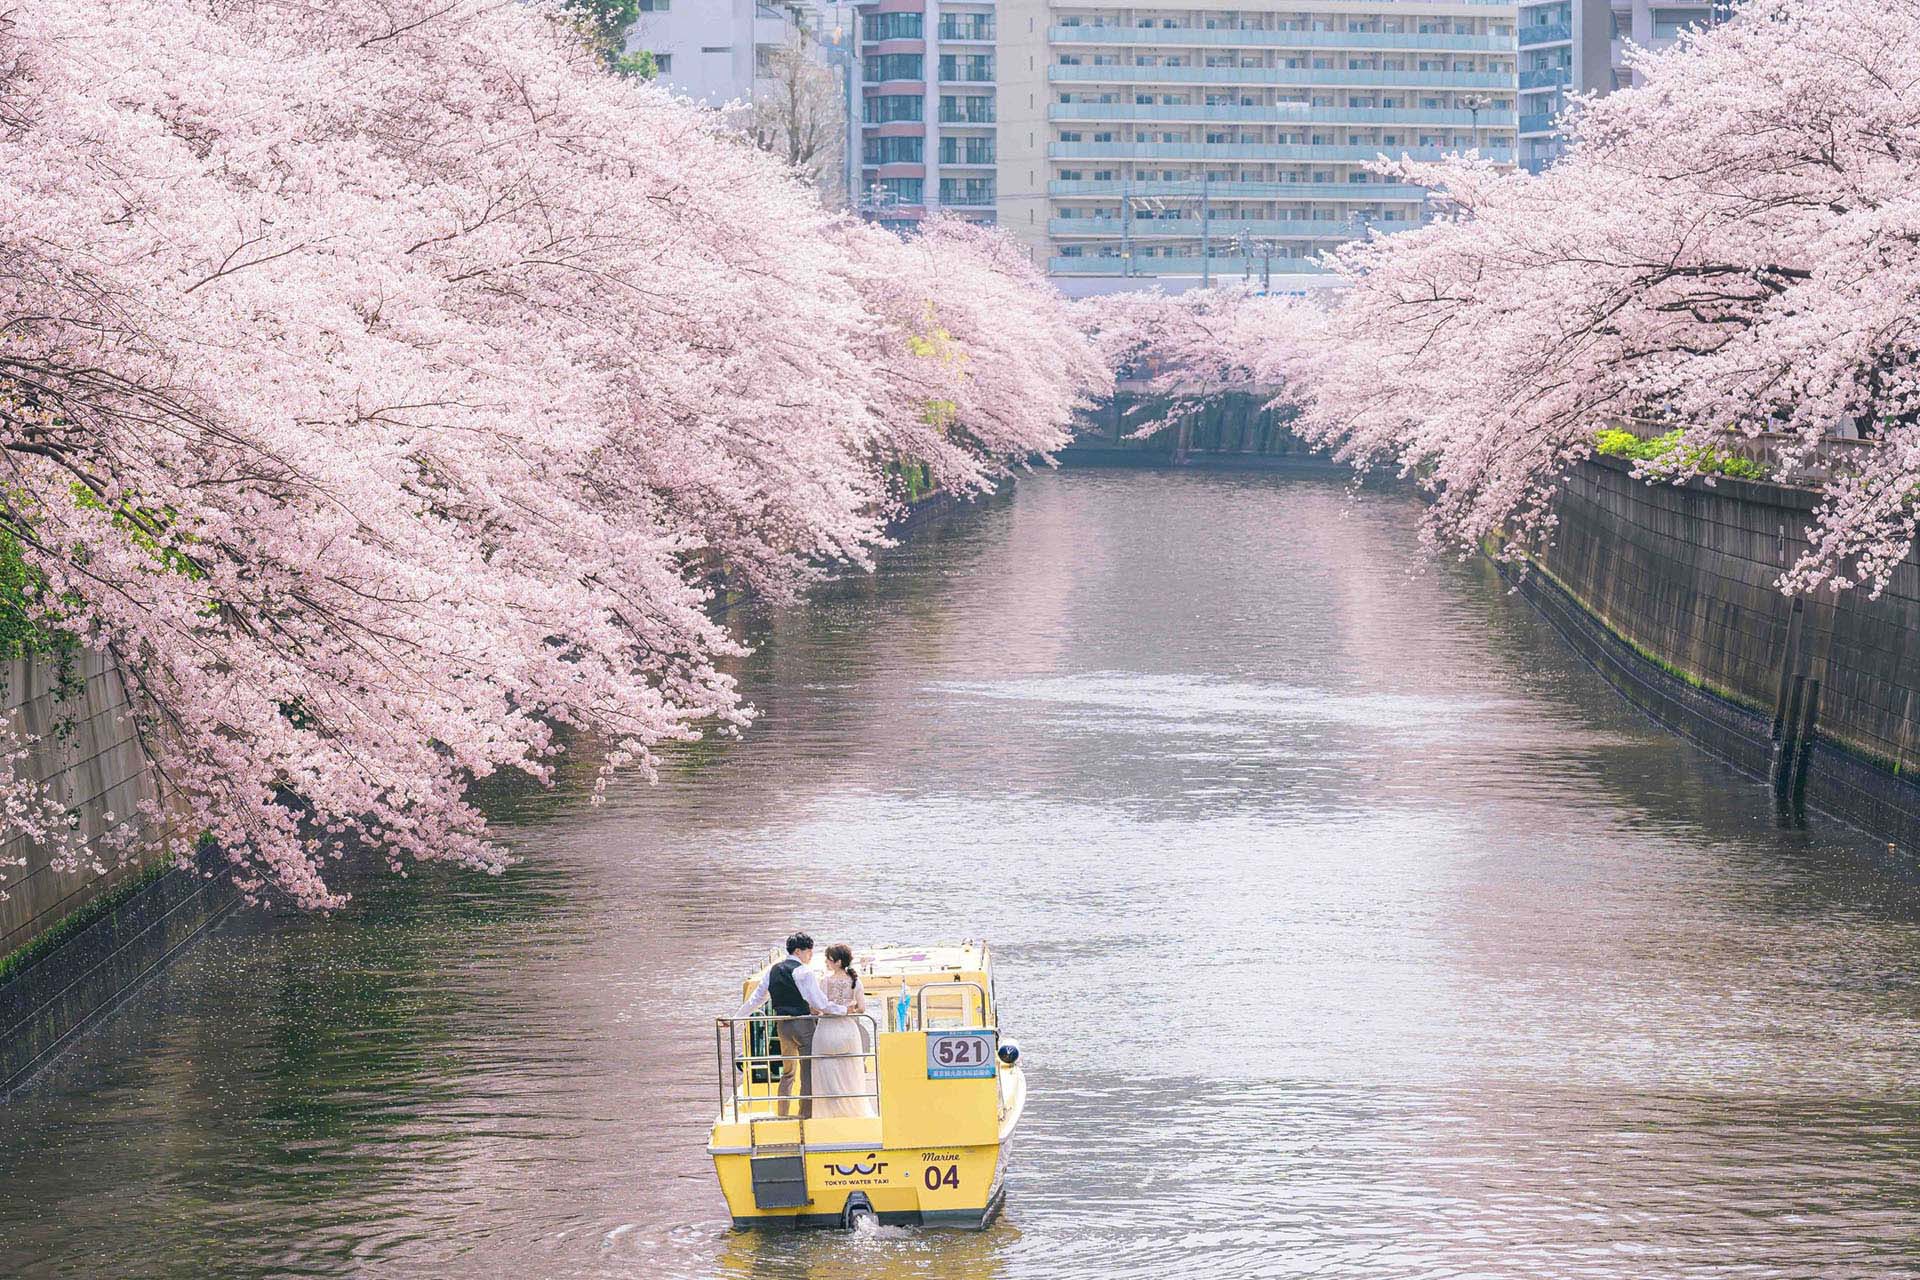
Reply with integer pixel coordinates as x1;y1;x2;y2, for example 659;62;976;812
733;932;847;1119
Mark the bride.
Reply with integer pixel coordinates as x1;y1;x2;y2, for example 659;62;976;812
811;944;877;1119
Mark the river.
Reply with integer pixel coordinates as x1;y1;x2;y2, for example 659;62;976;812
4;467;1920;1279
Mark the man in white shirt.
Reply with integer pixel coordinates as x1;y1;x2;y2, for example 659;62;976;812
733;931;846;1119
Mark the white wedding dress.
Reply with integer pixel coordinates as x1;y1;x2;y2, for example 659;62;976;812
811;973;877;1118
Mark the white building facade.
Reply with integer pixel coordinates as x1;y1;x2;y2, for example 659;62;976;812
629;0;835;106
994;0;1519;287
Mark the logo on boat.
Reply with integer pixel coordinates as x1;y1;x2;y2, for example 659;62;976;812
828;1155;888;1177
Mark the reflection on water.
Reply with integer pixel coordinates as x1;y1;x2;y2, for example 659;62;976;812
6;469;1920;1278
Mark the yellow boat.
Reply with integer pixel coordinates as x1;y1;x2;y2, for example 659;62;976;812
709;940;1026;1230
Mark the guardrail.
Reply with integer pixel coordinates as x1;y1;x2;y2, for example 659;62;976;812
716;1013;880;1123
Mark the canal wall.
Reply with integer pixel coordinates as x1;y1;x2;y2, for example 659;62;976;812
0;484;983;1095
0;650;237;1095
1065;391;1331;467
1510;455;1920;851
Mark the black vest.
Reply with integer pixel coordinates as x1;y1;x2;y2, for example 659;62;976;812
767;957;810;1016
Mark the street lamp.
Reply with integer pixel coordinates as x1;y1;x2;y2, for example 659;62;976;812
1459;92;1490;153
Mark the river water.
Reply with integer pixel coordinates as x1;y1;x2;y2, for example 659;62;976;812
5;467;1920;1279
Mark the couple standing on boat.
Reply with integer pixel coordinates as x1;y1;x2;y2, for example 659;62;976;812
732;932;877;1121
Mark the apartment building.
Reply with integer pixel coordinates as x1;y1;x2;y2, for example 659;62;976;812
851;0;1003;230
1518;1;1723;171
629;0;833;105
994;1;1517;286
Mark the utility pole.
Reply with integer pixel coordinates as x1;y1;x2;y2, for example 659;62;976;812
1120;176;1133;278
1199;172;1212;288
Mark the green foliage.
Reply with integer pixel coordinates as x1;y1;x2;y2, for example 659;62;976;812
1593;427;1769;480
565;0;646;71
0;529;50;660
613;48;657;80
889;460;933;502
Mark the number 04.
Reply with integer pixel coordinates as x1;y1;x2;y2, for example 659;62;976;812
923;1165;960;1191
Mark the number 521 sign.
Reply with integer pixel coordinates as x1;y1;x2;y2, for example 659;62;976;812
925;1030;998;1079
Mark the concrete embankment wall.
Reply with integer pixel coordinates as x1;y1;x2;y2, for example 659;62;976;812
0;652;236;1096
1514;456;1920;851
1066;391;1327;466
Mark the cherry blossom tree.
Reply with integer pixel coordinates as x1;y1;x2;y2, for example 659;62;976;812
1285;0;1920;596
0;0;1099;908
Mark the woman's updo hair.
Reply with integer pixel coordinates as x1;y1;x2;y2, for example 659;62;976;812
826;943;857;986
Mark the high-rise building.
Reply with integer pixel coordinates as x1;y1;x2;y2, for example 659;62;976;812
1518;1;1724;172
994;1;1519;290
849;0;1002;231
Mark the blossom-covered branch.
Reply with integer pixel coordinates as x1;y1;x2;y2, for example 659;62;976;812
0;0;1105;907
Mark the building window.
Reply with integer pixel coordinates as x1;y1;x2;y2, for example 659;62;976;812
861;11;921;40
638;0;669;10
876;177;924;204
864;53;923;82
938;95;995;124
863;94;923;124
864;135;924;164
940;136;996;164
654;53;671;74
939;54;994;82
939;177;996;206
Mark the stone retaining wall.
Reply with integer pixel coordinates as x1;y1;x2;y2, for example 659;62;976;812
1521;456;1920;851
0;652;171;957
0;651;236;1095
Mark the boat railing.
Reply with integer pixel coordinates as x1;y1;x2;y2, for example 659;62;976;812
714;1013;881;1124
915;979;990;1030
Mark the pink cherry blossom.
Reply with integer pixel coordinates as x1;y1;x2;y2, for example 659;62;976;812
0;0;1104;908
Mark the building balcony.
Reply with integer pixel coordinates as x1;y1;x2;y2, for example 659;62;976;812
1051;102;1515;128
1051;216;1422;237
1048;64;1514;92
1518;112;1559;135
1049;26;1516;54
1518;21;1573;46
1048;178;1430;202
1050;140;1515;164
1518;65;1571;89
1049;254;1337;276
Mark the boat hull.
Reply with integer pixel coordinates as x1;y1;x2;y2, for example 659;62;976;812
712;1138;1009;1229
711;1062;1024;1230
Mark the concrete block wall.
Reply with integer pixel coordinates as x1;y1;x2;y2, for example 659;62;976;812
1528;456;1920;853
0;650;173;957
1543;457;1920;774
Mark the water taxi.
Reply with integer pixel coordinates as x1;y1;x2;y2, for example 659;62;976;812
708;940;1026;1230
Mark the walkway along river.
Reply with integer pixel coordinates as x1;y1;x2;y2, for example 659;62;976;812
4;468;1920;1278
